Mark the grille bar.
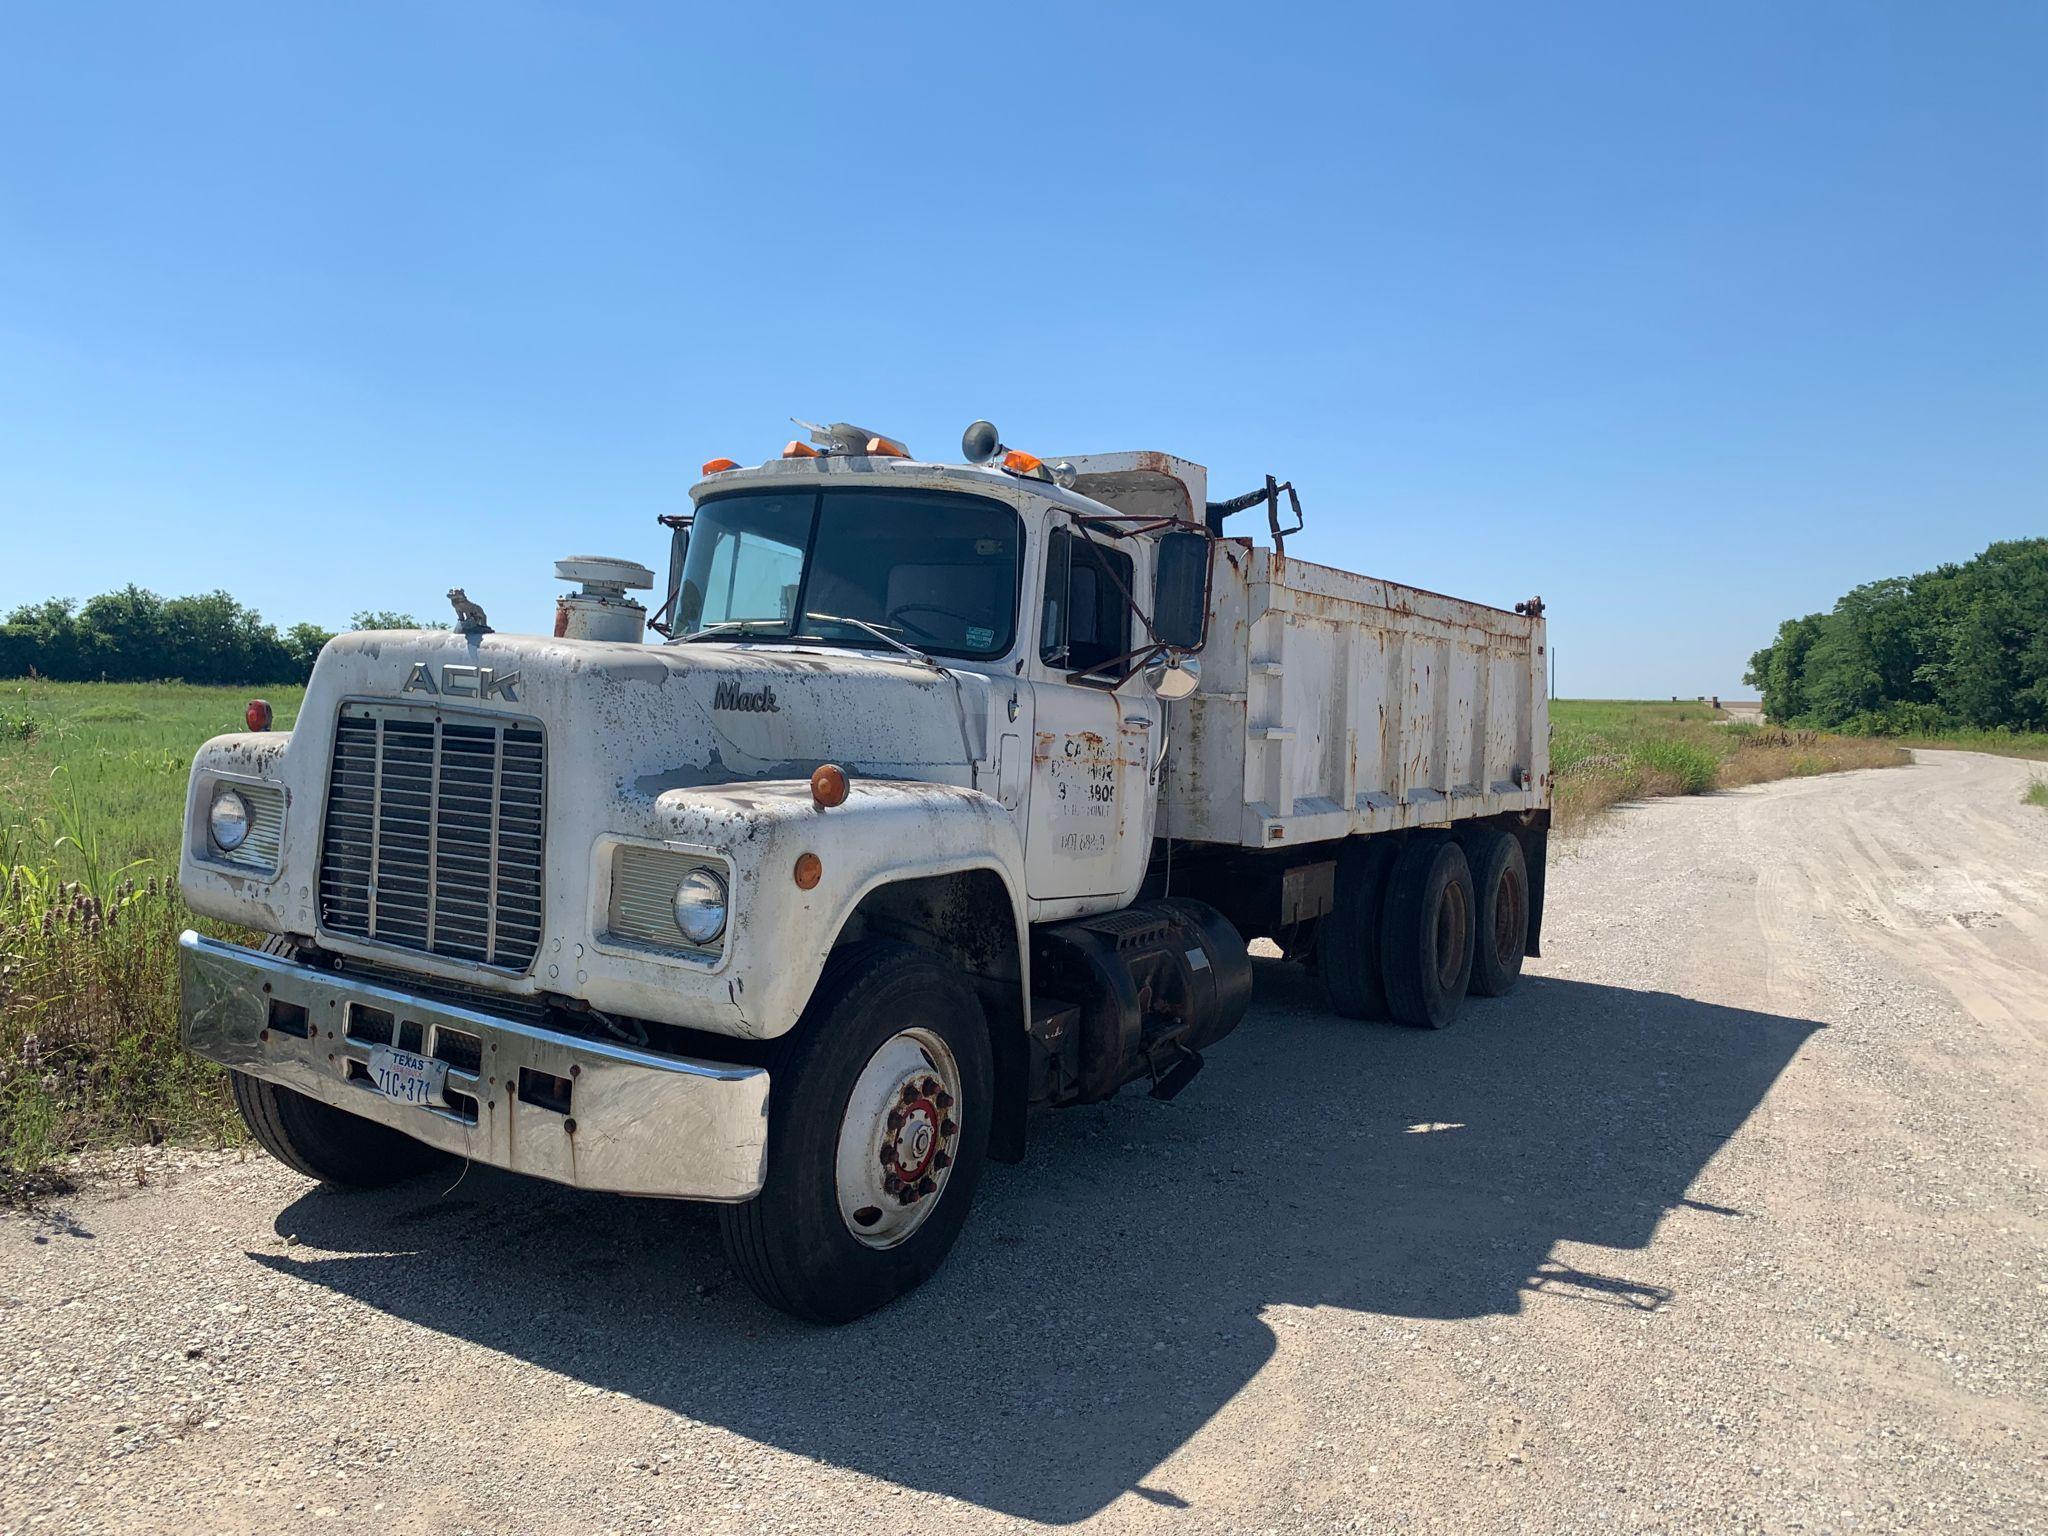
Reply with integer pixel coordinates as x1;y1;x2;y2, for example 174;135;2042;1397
318;703;546;972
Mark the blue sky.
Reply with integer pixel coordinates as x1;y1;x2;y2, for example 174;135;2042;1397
2;1;2041;697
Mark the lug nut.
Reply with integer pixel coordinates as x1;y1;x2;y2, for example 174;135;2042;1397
940;1118;957;1137
933;1150;951;1170
916;1177;936;1196
897;1188;919;1205
885;1108;905;1131
883;1173;903;1194
878;1144;896;1167
934;1091;954;1110
900;1083;919;1105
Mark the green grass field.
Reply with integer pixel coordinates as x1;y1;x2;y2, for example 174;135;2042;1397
1;680;303;1192
1;681;304;881
0;680;1937;1191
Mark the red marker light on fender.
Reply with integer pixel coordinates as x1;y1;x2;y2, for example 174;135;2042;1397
245;698;274;732
810;763;849;808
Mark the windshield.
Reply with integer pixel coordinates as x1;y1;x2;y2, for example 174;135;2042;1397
674;487;1022;660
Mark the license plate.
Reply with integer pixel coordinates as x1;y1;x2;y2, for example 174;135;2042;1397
367;1044;448;1106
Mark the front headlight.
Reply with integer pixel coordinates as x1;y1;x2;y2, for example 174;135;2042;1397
208;788;252;852
672;868;729;946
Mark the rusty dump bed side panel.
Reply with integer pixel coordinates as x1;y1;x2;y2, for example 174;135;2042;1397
1160;544;1549;848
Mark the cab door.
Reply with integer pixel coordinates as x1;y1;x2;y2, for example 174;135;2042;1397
1023;526;1157;904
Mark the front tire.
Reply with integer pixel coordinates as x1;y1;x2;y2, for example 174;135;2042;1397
719;941;994;1324
1378;837;1476;1030
230;1071;449;1187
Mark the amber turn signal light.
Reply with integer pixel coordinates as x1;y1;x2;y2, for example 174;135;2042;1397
245;698;273;732
793;852;822;890
701;457;739;474
810;763;849;808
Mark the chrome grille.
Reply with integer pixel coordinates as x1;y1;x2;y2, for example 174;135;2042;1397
318;703;546;971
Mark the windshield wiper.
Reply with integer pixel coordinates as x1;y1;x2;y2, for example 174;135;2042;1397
800;613;940;671
675;619;786;643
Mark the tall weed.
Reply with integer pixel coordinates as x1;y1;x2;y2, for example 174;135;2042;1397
1551;700;1908;831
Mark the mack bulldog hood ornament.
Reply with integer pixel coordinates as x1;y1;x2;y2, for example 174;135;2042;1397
447;588;492;634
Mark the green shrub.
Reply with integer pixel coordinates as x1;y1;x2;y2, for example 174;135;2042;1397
1629;737;1718;794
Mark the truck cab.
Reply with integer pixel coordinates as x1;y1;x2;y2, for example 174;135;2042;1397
666;443;1212;916
178;418;1546;1323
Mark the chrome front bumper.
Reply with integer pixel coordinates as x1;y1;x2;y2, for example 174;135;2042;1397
179;931;769;1201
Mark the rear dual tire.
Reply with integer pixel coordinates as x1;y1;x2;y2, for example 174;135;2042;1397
1380;838;1476;1030
1316;840;1397;1019
1320;827;1529;1030
1459;827;1530;998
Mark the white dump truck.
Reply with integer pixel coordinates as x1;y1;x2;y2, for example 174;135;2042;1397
179;419;1550;1322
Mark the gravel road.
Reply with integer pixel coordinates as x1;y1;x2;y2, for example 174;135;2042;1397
5;750;2045;1534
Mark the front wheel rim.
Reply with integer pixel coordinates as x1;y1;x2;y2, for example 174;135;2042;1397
835;1027;963;1250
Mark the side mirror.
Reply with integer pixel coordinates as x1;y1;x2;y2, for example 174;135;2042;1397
665;524;689;627
1152;530;1211;652
1144;652;1202;701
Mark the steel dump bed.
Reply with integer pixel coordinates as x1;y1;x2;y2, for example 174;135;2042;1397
1160;543;1550;848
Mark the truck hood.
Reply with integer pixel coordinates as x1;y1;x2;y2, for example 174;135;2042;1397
310;630;991;794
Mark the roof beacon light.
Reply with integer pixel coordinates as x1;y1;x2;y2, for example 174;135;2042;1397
792;418;909;457
1002;448;1054;484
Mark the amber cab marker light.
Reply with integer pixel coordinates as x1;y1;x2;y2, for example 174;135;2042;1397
793;852;823;891
701;456;740;474
245;698;273;732
864;435;909;458
810;762;849;809
781;439;820;459
1002;448;1043;474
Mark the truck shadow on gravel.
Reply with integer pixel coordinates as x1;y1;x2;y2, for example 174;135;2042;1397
252;965;1817;1523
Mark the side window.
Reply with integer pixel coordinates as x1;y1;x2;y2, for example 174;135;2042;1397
1040;528;1135;675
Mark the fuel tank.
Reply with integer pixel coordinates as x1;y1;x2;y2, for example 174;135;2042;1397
1028;898;1252;1104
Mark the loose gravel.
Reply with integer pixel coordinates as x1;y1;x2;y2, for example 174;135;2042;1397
3;749;2044;1534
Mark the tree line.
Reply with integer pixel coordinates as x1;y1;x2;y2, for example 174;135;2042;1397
0;586;436;686
1745;539;2048;733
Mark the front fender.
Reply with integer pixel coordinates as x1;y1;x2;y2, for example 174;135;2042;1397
614;778;1028;1040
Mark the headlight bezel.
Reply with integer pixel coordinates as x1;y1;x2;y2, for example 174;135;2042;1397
671;867;729;946
191;774;287;876
601;841;734;962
